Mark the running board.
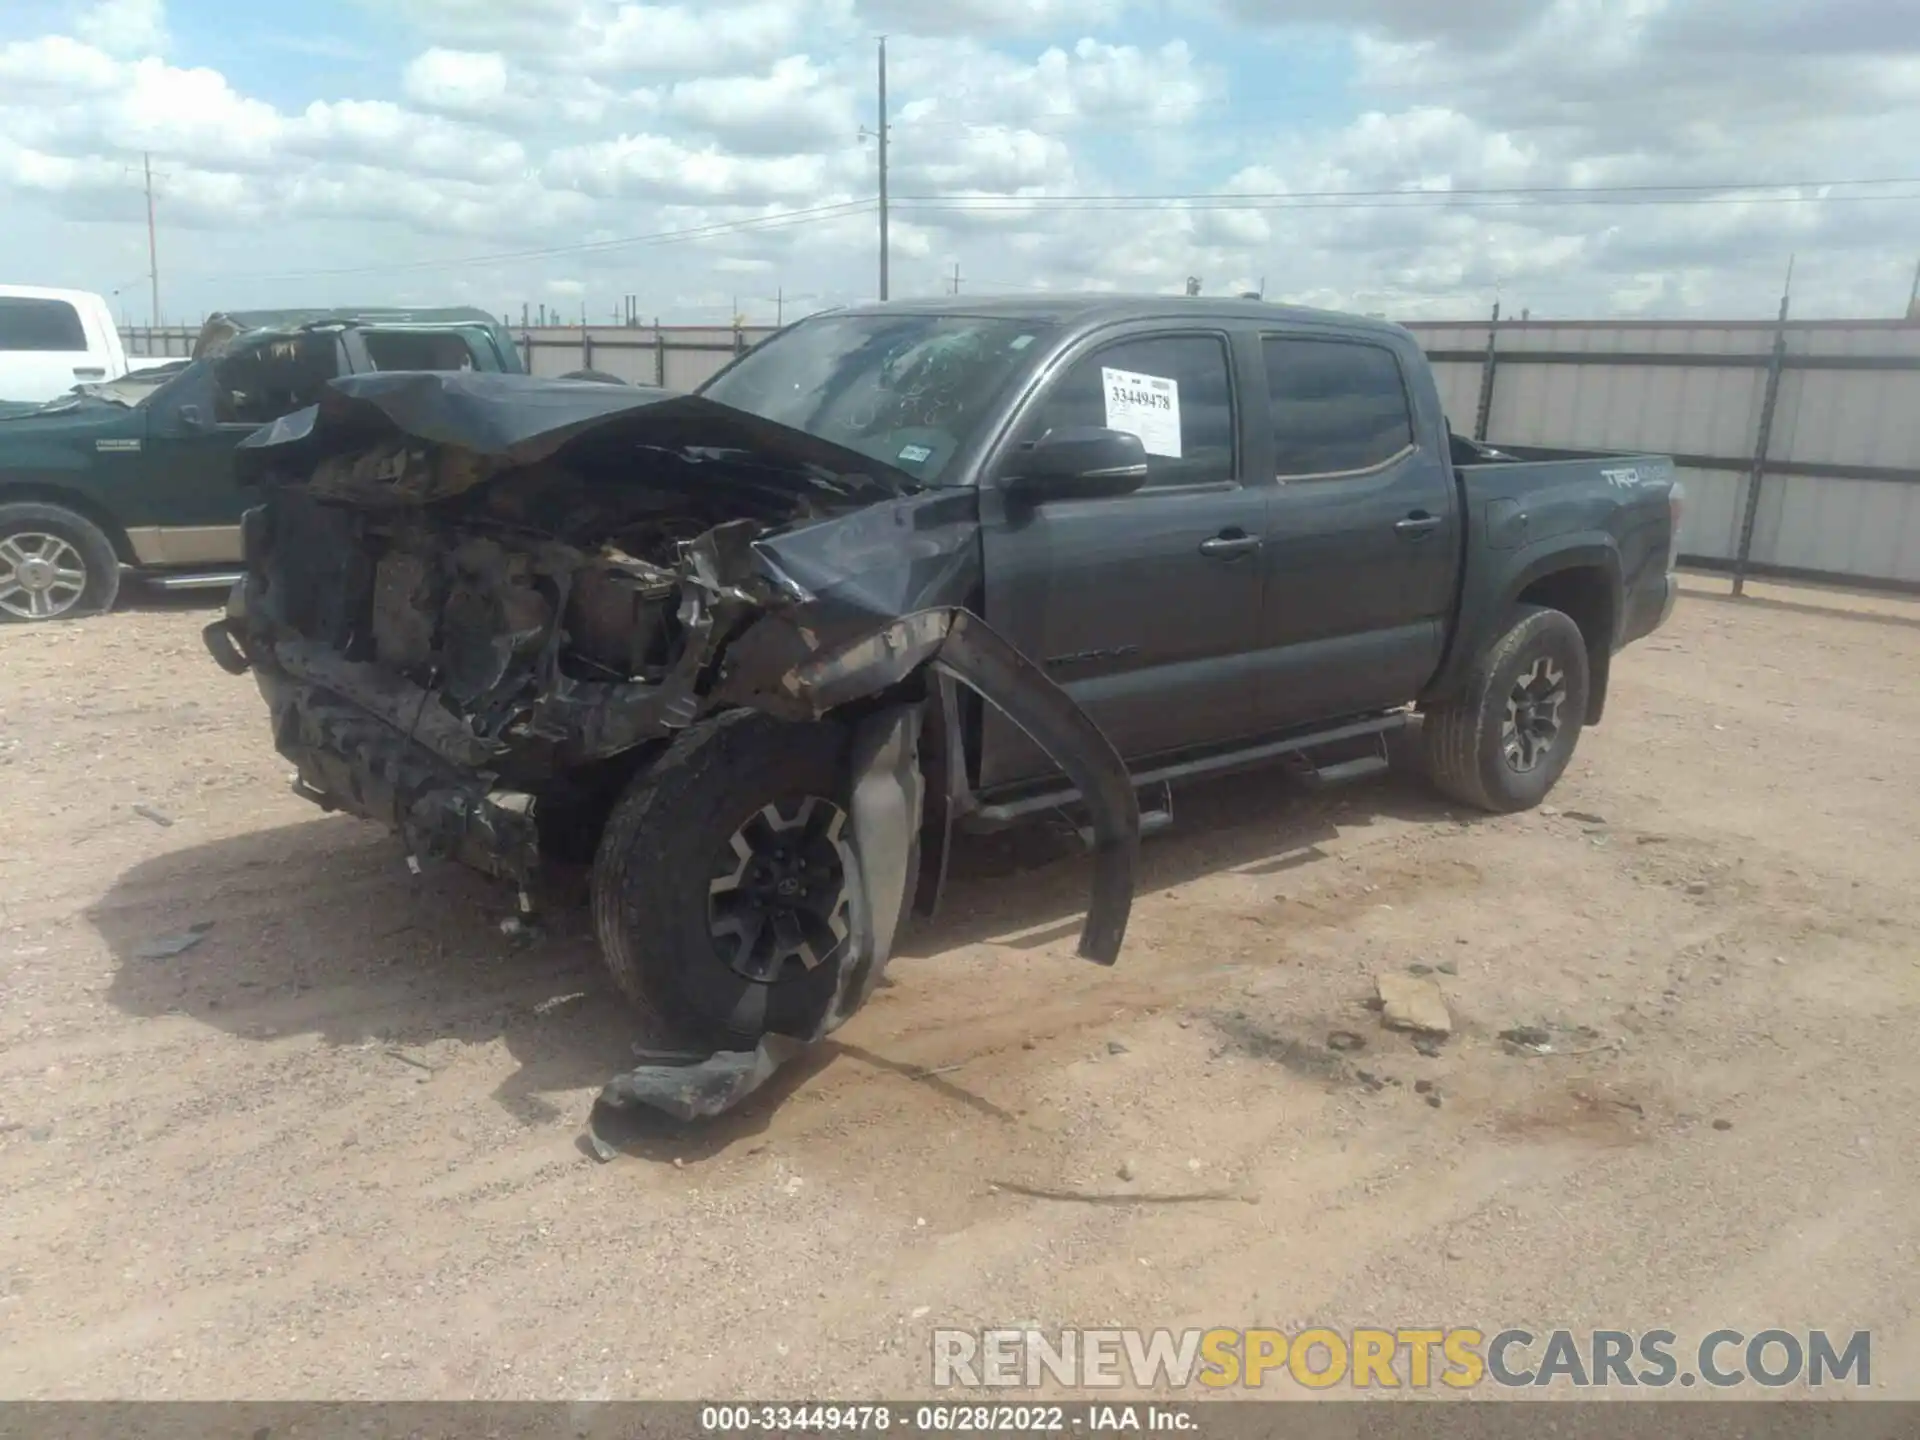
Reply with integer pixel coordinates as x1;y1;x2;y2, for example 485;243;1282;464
965;711;1409;831
1284;741;1393;791
143;570;243;592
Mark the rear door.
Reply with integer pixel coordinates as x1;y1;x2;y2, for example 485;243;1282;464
0;295;98;404
1251;332;1458;731
977;325;1269;791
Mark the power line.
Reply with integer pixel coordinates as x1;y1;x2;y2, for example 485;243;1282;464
189;199;879;282
893;176;1920;205
896;192;1920;216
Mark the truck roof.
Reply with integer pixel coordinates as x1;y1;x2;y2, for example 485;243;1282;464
203;306;503;333
0;284;113;305
192;306;514;360
824;294;1411;341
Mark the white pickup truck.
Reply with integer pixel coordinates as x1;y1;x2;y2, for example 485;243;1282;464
0;285;176;405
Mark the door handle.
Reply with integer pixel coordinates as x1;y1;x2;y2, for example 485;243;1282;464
1199;532;1262;559
1395;513;1443;537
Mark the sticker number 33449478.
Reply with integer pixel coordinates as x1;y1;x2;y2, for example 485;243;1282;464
1101;367;1183;459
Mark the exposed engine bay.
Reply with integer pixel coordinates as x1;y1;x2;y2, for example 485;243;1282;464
208;371;1140;1119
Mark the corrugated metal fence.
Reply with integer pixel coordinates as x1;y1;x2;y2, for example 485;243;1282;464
126;314;1920;591
1409;315;1920;592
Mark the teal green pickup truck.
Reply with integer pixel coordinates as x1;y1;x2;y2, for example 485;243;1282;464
0;307;525;623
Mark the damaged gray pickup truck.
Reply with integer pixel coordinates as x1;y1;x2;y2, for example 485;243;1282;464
207;297;1682;1108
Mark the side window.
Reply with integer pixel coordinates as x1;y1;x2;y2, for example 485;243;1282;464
360;331;480;371
212;335;341;425
1263;337;1415;477
0;298;87;353
1021;334;1235;488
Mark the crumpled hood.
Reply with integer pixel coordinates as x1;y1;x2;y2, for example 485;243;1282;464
236;370;920;509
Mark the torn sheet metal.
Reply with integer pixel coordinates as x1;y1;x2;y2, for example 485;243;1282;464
598;1035;813;1125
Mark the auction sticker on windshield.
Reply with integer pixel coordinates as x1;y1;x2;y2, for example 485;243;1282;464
1102;367;1182;458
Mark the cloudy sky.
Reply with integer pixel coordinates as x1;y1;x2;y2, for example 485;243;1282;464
2;0;1917;327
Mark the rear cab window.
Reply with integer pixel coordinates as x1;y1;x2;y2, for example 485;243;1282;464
1019;332;1237;489
360;329;488;372
1262;336;1415;477
0;297;88;353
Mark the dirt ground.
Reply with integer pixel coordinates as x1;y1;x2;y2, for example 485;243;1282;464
1;575;1916;1401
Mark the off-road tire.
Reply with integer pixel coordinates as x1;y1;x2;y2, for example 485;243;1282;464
590;710;855;1049
0;502;121;624
1423;604;1590;814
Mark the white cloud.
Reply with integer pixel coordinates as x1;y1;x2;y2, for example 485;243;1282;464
544;133;849;203
402;49;510;114
667;56;857;154
73;0;168;57
288;101;528;183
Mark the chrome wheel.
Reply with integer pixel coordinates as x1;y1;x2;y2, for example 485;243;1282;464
0;532;89;621
707;796;852;983
1502;656;1567;773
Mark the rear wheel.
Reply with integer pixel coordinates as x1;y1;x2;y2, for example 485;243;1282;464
0;503;121;624
1423;604;1590;813
590;711;857;1048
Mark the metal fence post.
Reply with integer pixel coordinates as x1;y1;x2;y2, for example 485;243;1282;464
1732;293;1791;598
655;320;666;387
582;330;594;372
519;332;532;371
1473;301;1501;442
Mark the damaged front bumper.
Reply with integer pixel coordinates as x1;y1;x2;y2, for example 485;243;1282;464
211;371;1143;1122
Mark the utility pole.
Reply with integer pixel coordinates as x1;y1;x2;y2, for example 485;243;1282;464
877;36;890;301
951;262;961;296
1907;256;1920;319
143;152;160;327
776;287;785;326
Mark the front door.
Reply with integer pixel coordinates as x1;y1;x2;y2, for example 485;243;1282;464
977;327;1268;791
134;333;346;566
1250;333;1458;732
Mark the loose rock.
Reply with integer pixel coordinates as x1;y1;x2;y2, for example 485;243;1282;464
1712;1119;1734;1132
1117;1158;1138;1182
1436;961;1458;977
1326;1031;1367;1053
1414;1080;1436;1096
134;921;214;961
1376;974;1452;1036
1107;1040;1129;1056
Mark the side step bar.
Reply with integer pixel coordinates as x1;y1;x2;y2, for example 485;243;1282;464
967;711;1409;831
142;570;243;592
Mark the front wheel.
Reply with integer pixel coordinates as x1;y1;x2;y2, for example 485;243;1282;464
1423;604;1591;814
0;502;122;623
590;711;858;1049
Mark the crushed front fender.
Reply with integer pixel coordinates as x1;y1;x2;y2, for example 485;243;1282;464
594;607;1140;1125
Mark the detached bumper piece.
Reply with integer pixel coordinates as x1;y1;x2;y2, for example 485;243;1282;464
271;681;542;888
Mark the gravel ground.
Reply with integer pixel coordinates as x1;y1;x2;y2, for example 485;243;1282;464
0;576;1916;1400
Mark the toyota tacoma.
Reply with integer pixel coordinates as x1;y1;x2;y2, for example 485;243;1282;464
207;296;1683;1078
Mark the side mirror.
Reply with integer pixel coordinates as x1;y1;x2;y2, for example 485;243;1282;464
178;403;209;432
1005;426;1150;501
